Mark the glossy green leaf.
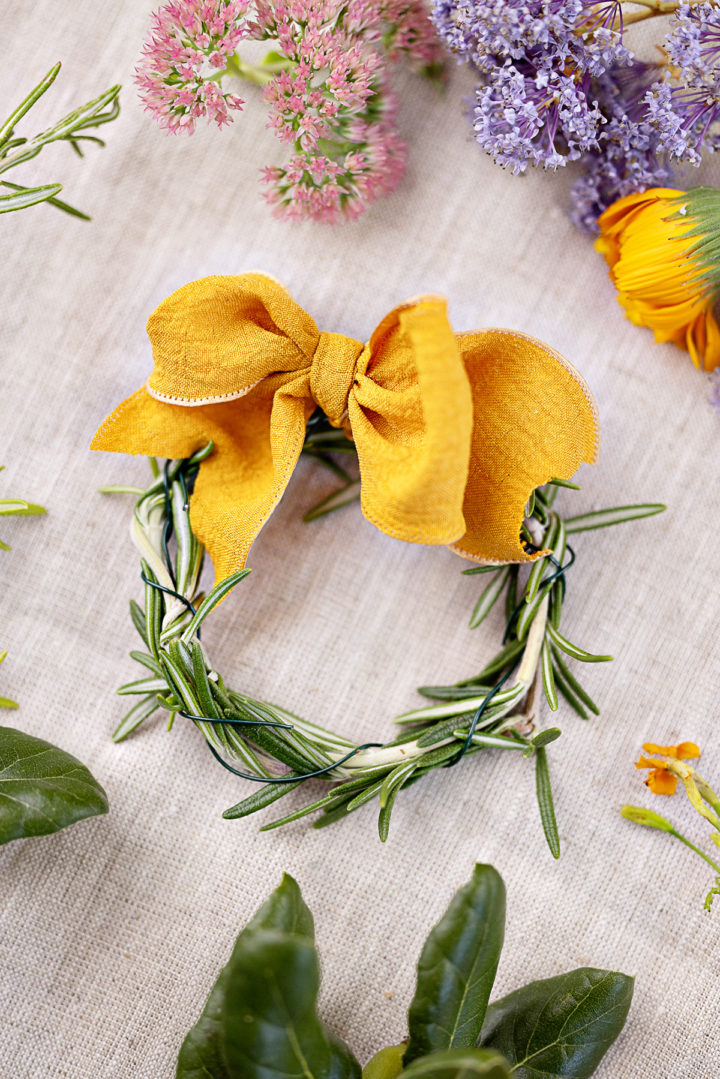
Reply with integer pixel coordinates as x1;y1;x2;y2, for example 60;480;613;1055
177;874;315;1079
222;932;360;1079
177;874;359;1079
400;1048;511;1079
177;874;314;1079
404;865;505;1065
0;726;108;844
480;968;634;1077
363;1045;406;1079
176;970;230;1079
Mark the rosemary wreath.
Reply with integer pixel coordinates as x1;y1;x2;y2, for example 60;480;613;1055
104;418;663;855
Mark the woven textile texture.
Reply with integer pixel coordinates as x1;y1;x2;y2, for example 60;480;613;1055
2;3;720;1077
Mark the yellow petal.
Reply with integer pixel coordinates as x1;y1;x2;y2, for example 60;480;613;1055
646;769;678;796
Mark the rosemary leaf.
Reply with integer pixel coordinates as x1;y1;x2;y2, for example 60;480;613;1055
564;503;665;533
469;567;510;629
547;623;612;664
540;639;558;711
535;747;560;859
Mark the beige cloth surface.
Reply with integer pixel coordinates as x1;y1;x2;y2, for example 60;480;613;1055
2;3;720;1076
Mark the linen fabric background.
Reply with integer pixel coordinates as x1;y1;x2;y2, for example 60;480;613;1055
2;3;719;1076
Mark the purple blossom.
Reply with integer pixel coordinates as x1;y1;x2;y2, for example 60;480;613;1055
434;0;630;174
473;66;601;172
642;4;720;167
434;0;720;231
570;61;670;231
667;2;720;94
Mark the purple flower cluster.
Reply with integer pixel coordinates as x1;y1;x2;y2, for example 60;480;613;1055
432;0;720;231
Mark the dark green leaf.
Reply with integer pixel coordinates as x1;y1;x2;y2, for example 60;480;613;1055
222;933;361;1079
0;726;108;844
244;872;315;937
480;968;634;1077
404;865;506;1065
179;875;359;1079
176;970;231;1079
400;1048;511;1079
177;875;317;1079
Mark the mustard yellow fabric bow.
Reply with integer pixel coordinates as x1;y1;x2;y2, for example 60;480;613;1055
92;274;598;581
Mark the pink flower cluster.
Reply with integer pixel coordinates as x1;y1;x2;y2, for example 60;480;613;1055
136;0;443;220
137;0;249;133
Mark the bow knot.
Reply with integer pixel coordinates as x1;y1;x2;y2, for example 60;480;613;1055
92;273;598;583
309;330;366;427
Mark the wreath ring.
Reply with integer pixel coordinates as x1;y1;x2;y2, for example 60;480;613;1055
104;430;662;856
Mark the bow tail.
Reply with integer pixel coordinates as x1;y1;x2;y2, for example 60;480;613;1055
451;331;599;564
92;380;314;581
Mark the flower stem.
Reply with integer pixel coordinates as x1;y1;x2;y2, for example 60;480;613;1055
619;0;712;25
669;826;720;875
226;51;295;86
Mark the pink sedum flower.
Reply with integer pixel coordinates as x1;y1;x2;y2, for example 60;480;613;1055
136;0;249;133
137;0;442;220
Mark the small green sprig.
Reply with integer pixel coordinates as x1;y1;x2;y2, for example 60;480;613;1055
0;63;121;217
176;866;634;1079
0;467;46;708
105;432;664;854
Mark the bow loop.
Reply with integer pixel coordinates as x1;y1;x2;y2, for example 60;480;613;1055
145;273;319;406
309;331;366;427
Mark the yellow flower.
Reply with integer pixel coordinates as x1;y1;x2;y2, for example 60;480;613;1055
634;741;701;796
596;187;720;371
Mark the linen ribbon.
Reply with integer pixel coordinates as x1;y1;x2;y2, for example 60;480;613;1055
92;273;599;581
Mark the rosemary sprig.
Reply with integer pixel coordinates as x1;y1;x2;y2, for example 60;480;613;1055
106;440;664;854
0;63;121;217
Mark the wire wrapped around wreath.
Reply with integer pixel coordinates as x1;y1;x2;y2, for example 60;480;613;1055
103;432;664;856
